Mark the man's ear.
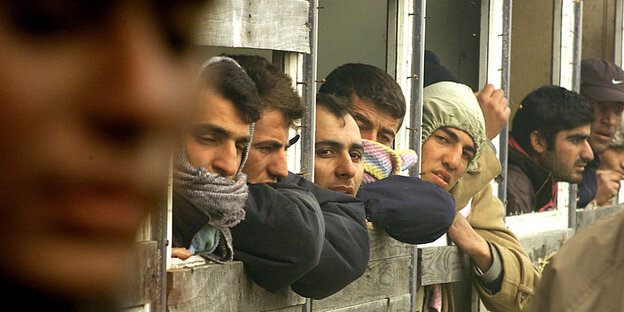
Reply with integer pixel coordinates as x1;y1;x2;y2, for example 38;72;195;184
529;130;547;154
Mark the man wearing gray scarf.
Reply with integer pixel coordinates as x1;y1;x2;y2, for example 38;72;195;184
172;56;262;262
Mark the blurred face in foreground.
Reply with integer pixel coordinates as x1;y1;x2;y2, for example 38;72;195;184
420;127;476;191
0;0;202;302
314;107;364;196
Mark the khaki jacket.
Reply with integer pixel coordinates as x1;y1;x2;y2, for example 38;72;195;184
529;207;624;312
449;145;540;312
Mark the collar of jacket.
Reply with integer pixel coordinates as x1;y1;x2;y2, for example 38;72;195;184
508;141;554;210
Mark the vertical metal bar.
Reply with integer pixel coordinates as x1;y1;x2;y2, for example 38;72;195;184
568;0;583;230
301;2;318;311
552;0;563;85
300;0;318;184
387;0;399;78
478;0;491;89
409;1;425;311
497;0;512;204
615;0;623;67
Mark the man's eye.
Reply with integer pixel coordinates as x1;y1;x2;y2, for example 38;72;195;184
435;135;448;143
316;149;333;157
462;152;473;162
379;136;392;145
350;152;363;162
196;135;216;144
255;146;274;154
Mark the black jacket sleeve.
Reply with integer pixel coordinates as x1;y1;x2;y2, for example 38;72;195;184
172;192;211;249
284;174;370;299
357;175;456;244
230;177;325;293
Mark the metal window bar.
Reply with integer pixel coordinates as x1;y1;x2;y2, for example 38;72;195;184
568;0;583;229
497;0;512;204
301;1;318;311
409;1;425;311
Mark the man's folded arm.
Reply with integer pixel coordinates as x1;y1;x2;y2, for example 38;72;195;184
284;173;370;299
357;175;456;244
230;180;325;292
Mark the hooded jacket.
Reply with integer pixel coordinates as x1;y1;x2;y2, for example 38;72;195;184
422;81;487;172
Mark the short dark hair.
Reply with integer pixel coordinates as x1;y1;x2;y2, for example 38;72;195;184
227;54;304;128
319;63;406;123
316;93;351;118
200;57;262;123
511;85;594;153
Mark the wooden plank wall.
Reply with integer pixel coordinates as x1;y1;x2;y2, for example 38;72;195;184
166;204;624;311
195;0;310;53
166;226;415;312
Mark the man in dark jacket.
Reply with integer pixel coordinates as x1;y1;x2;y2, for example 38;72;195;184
227;55;369;300
507;86;594;215
577;58;624;207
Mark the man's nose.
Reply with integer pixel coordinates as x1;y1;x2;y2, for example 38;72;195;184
335;153;357;178
92;4;191;145
442;147;462;171
268;151;289;179
580;141;594;162
212;143;240;179
601;109;619;127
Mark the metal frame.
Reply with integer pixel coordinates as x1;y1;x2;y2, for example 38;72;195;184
300;0;319;184
568;0;583;229
409;1;426;311
300;2;318;311
615;0;623;67
497;0;512;204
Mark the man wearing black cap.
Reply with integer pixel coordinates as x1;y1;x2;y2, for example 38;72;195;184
578;58;624;208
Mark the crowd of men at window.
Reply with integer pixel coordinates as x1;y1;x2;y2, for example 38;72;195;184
2;1;624;311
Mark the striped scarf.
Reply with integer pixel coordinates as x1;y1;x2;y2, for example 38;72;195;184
361;139;418;184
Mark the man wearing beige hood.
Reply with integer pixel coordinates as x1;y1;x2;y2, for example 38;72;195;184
422;81;539;312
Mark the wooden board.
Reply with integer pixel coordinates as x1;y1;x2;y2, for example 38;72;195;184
120;241;160;308
310;256;412;311
368;226;413;261
167;261;304;312
196;0;310;53
576;205;624;230
518;229;573;266
418;246;470;286
582;0;616;61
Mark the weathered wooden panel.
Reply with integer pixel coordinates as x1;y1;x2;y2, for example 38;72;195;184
196;0;310;53
518;229;573;266
368;225;413;261
167;261;305;312
387;293;412;312
121;241;160;308
265;305;306;312
324;299;388;312
418;246;470;286
582;0;616;61
576;205;624;230
310;256;412;311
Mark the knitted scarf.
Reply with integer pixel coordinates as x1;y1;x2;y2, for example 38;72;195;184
173;144;250;262
361;139;418;184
